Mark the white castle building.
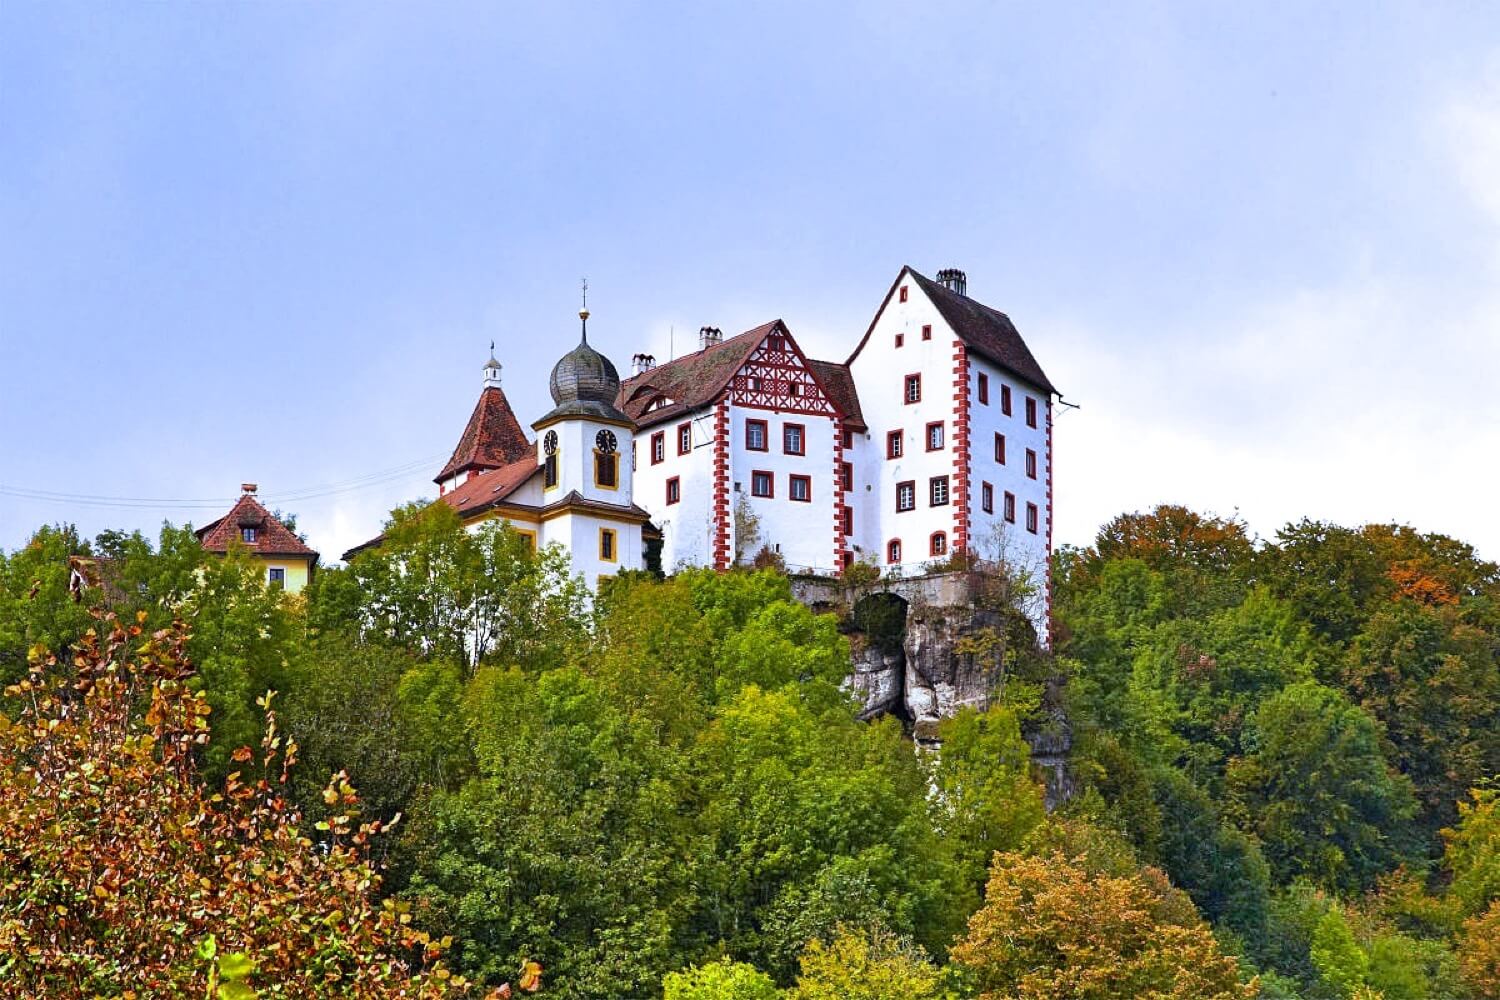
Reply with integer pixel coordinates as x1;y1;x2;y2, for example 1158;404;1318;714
346;266;1059;629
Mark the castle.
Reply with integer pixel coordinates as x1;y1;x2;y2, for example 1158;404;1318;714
345;265;1058;629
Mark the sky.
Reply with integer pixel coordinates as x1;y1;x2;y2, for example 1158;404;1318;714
2;2;1498;563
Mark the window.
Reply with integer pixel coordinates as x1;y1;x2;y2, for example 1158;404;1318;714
842;428;854;449
595;452;618;488
930;476;950;507
904;374;921;403
840;462;853;491
746;419;768;451
1026;502;1039;534
678;422;692;455
930;532;947;557
896;480;916;512
1001;384;1012;415
241;527;256;543
600;527;617;562
981;481;994;513
544;429;560;488
1004;491;1016;523
789;382;802;397
899;285;909;302
842;505;853;534
994;432;1006;464
1026;448;1037;480
886;430;903;459
895;333;905;348
1026;396;1038;428
267;567;285;586
651;431;665;465
783;423;805;456
666;476;681;505
789;474;812;502
922;324;932;341
977;372;989;404
887;538;903;563
751;471;774;498
926;421;945;451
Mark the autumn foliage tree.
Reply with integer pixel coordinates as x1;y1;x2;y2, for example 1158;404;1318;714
0;610;532;999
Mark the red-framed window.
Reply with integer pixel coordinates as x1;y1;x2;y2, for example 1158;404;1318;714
977;372;989;404
995;432;1006;464
840;461;853;491
1026;448;1037;480
842;505;853;534
926;421;945;451
895;332;905;348
886;430;903;459
1026;502;1039;534
981;481;994;513
899;285;909;303
930;531;947;557
746;419;768;451
1004;491;1016;523
1001;384;1012;415
929;475;950;506
921;324;932;341
904;374;921;403
841;428;855;449
677;422;692;456
789;474;812;502
666;476;681;505
896;480;916;512
887;538;903;563
651;431;665;465
783;423;806;456
1026;396;1038;428
750;470;774;498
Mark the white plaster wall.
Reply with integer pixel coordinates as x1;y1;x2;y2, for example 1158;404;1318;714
540;417;633;507
631;408;718;570
727;407;839;573
965;354;1051;587
539;510;643;586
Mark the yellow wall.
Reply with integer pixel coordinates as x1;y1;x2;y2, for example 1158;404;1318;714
257;556;313;594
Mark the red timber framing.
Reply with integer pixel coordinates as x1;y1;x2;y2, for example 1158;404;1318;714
951;341;972;555
729;331;839;416
712;397;731;570
833;418;848;570
1045;398;1054;646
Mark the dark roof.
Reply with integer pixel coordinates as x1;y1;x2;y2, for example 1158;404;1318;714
616;321;778;429
197;494;319;560
435;385;532;484
850;266;1058;396
805;359;866;432
536;332;631;427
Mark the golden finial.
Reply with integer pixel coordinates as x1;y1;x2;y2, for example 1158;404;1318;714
579;278;590;339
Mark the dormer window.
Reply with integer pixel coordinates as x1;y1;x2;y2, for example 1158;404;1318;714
241;527;257;543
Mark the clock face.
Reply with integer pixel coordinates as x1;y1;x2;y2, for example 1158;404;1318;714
595;429;617;453
543;431;558;455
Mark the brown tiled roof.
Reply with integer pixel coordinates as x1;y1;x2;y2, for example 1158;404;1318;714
435;386;532;485
441;457;541;519
616;321;779;429
805;359;866;431
197;494;319;560
906;269;1057;395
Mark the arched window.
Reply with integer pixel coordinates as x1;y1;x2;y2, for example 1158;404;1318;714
887;538;902;564
930;531;948;557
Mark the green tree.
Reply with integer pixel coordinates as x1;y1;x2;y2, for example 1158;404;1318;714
1227;682;1417;891
664;959;781;1000
788;925;948;1000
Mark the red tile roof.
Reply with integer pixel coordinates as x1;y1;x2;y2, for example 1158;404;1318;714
616;322;777;429
435;386;532;485
197;493;319;560
440;457;541;519
805;359;866;432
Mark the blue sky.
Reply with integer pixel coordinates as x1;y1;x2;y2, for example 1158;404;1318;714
3;2;1498;561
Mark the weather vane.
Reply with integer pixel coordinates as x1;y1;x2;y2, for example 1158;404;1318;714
579;277;591;340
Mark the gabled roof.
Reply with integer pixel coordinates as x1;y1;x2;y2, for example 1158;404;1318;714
435;385;532;485
616;321;780;429
850;266;1058;396
441;456;541;519
805;359;866;432
197;493;319;560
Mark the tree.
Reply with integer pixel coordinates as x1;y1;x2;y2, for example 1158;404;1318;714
788;925;947;1000
0;524;97;684
952;848;1256;999
1226;682;1417;891
1460;901;1500;999
0;611;518;998
663;960;780;1000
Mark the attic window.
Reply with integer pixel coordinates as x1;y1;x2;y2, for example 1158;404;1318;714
241;527;257;543
899;286;909;303
646;396;674;412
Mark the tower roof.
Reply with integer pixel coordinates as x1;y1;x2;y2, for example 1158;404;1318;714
533;311;632;427
435;384;532;485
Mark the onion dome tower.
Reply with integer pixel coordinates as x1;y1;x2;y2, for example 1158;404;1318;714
535;304;632;426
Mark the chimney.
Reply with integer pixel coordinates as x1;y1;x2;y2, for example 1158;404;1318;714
699;326;724;350
936;268;968;296
241;483;258;494
632;352;657;375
